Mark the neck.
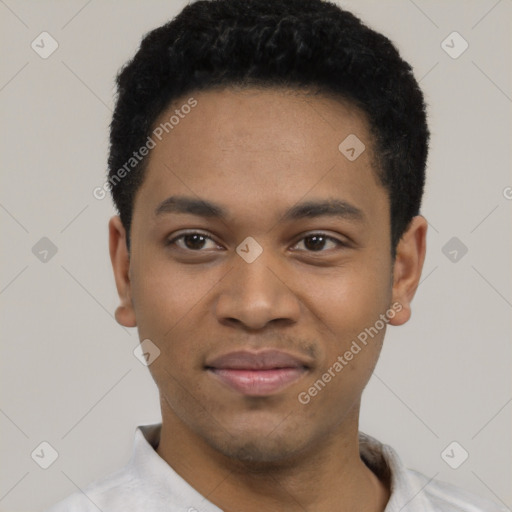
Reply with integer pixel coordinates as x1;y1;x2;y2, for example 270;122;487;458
156;399;389;512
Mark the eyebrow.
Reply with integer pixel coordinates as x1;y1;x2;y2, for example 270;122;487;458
155;196;226;218
282;199;365;223
154;195;365;223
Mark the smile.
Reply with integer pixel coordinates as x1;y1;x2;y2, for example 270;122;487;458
205;349;311;396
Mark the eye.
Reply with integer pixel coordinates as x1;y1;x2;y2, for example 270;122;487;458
292;233;344;252
168;232;221;251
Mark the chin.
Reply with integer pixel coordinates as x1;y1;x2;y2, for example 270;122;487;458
205;428;311;469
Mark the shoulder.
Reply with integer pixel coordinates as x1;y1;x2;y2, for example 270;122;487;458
44;466;143;512
408;469;508;512
358;432;506;512
45;424;165;512
45;492;97;512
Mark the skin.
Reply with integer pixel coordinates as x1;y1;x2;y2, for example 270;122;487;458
109;87;427;512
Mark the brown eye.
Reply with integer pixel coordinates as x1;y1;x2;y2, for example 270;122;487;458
168;232;219;251
182;234;208;250
294;234;341;252
304;235;328;251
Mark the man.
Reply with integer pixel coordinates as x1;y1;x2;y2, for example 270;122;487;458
48;0;504;510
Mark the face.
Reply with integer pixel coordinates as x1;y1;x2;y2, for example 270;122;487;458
110;87;426;464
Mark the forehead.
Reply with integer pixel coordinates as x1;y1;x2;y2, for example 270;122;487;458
134;87;387;224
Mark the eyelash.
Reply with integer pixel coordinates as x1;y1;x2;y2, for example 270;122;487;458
167;231;347;253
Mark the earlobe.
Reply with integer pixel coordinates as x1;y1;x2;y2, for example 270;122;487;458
109;216;137;328
388;215;428;327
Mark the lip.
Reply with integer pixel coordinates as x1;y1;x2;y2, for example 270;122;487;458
205;349;311;396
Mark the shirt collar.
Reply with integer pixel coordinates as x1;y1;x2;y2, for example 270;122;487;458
130;423;223;511
358;431;433;510
132;423;432;511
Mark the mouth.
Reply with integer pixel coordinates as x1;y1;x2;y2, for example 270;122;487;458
205;349;311;397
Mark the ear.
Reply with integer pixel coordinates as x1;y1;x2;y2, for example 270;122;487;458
109;216;137;328
388;215;427;326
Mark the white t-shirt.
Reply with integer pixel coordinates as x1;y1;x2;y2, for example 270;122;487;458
46;423;505;512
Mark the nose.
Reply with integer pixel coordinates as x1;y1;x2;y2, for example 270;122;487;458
214;252;301;331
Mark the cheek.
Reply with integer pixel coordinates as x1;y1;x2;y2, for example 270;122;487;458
298;257;391;380
130;257;217;335
296;277;388;415
302;257;392;335
129;259;227;380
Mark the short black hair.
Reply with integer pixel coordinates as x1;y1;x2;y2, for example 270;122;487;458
108;0;429;256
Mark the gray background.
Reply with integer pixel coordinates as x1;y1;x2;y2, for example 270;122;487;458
0;0;511;510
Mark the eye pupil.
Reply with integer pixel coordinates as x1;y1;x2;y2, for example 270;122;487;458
184;234;206;250
304;235;326;251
